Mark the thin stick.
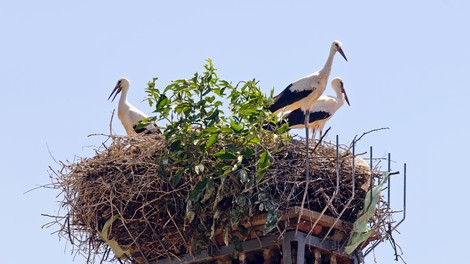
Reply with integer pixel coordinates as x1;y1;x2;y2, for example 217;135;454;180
312;127;331;153
167;209;188;246
295;110;311;234
109;109;115;136
348;127;390;150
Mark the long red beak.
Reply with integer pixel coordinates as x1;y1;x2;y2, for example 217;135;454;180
108;84;122;102
338;48;348;62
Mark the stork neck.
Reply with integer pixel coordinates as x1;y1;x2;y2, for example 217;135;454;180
119;88;129;104
333;86;343;99
319;47;337;77
336;95;345;108
334;89;345;108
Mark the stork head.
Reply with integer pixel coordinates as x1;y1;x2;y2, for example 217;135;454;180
331;77;350;106
108;77;130;102
332;40;348;62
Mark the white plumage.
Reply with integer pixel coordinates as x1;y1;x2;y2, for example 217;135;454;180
282;77;350;139
108;77;159;136
269;40;348;115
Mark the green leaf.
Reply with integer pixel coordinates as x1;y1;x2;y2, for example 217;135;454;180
206;134;218;148
189;179;207;202
213;88;223;97
220;127;232;133
258;151;270;168
134;117;156;131
170;139;182;152
201;178;214;203
158;163;168;180
226;144;239;153
185;201;196;223
276;123;290;134
240;108;258;115
264;209;279;234
230;120;243;132
256;167;268;183
207;109;220;121
243;147;255;158
256;151;271;182
156;95;169;111
204;127;220;133
214;151;237;160
246;136;260;145
222;168;232;176
210;210;220;240
147;98;154;107
172;168;184;187
213;176;226;209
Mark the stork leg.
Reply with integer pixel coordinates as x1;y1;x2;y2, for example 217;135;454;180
305;110;310;182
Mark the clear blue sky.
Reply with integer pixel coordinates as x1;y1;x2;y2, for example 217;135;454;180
1;1;469;263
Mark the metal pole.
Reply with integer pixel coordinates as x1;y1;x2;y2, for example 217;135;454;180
335;135;340;199
390;163;407;233
305;113;310;185
387;153;391;210
364;146;374;214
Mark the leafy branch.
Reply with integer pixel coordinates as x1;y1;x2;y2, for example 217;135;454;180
144;59;288;249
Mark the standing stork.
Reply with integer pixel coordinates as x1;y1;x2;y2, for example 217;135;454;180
282;77;350;140
108;77;160;136
269;41;347;116
269;41;347;181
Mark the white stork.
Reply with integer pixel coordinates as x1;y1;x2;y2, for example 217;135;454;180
269;41;347;153
269;40;347;116
282;77;350;140
108;77;160;136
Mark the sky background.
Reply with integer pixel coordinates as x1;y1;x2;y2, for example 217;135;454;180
1;0;469;263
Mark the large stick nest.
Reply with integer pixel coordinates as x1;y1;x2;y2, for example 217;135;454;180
48;134;376;263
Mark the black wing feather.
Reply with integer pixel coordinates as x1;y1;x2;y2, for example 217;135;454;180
133;123;162;134
308;111;331;123
269;83;312;112
284;109;331;127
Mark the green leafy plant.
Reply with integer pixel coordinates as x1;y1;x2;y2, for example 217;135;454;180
144;59;288;249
